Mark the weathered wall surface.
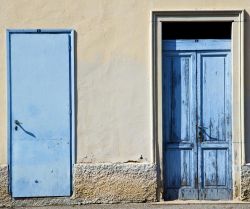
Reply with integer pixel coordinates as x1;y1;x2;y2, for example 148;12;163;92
0;163;157;207
0;0;250;165
0;0;250;204
73;163;157;203
0;165;11;207
241;165;250;200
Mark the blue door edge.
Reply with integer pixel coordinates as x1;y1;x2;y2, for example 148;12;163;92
6;29;76;197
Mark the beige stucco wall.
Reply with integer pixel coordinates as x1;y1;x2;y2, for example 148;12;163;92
0;0;250;164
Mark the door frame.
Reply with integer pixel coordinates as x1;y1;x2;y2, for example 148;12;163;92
6;29;76;195
151;10;245;200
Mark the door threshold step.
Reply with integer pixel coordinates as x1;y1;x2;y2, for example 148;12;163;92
153;200;249;205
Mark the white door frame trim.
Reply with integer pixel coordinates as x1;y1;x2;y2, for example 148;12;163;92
151;10;245;200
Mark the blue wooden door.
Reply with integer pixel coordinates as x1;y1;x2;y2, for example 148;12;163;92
8;30;74;197
197;49;232;200
162;50;198;200
163;40;232;200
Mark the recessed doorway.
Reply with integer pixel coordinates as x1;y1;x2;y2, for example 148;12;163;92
152;11;244;201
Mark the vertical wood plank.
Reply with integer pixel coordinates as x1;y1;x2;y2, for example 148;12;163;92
203;149;217;186
217;149;227;186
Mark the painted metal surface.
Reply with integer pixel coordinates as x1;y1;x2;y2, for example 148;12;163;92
163;39;231;200
8;30;74;197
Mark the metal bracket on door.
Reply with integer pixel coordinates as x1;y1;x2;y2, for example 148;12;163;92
197;126;207;143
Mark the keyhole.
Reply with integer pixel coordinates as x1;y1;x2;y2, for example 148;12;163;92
15;126;18;131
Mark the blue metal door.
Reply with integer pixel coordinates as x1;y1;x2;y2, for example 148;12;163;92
8;30;74;197
163;40;232;200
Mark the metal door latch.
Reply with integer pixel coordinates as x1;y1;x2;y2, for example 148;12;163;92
14;120;22;131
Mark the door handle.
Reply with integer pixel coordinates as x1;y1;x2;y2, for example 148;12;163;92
15;120;22;126
197;125;207;130
14;120;22;131
197;126;207;143
198;130;203;143
13;120;36;137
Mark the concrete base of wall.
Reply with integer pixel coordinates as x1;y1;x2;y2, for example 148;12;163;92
0;165;11;207
241;165;250;201
73;163;157;203
0;163;157;207
3;163;250;204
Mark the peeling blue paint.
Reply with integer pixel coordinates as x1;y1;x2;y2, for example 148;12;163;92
163;39;232;200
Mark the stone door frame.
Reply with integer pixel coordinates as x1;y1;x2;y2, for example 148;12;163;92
151;10;245;200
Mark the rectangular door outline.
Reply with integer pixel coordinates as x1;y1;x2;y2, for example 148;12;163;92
197;50;232;200
7;29;75;197
162;51;198;200
162;39;232;200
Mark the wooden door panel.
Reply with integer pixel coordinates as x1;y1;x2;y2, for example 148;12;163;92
163;51;197;200
171;56;190;142
163;53;196;143
197;50;232;200
165;149;193;188
164;148;198;200
202;149;227;187
203;149;217;186
199;54;229;141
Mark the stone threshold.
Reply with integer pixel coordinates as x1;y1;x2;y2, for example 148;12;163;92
153;200;250;205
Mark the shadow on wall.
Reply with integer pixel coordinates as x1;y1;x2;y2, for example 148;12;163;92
244;11;250;163
74;31;78;164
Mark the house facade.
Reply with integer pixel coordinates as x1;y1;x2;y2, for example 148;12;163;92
0;0;250;207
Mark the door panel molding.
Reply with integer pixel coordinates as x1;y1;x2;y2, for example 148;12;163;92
152;10;244;200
